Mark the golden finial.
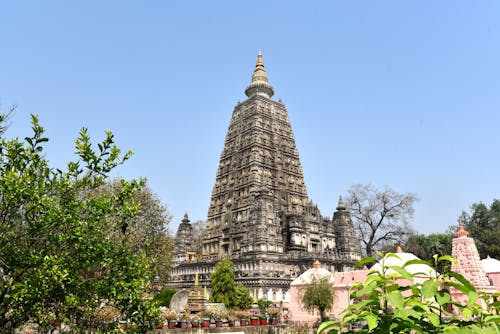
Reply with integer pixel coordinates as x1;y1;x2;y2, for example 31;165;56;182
256;51;264;68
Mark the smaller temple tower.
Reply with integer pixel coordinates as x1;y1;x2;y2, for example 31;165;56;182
451;219;491;288
173;213;196;264
332;196;363;268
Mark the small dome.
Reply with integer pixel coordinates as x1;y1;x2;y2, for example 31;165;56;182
291;261;334;286
481;256;500;273
370;251;436;277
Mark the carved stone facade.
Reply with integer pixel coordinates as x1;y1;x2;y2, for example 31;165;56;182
169;53;361;301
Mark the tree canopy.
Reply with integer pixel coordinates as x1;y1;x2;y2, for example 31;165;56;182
209;259;252;310
97;179;174;282
346;184;418;257
300;275;334;321
209;259;236;307
403;233;453;272
0;114;159;332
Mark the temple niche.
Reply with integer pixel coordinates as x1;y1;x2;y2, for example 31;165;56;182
168;53;361;302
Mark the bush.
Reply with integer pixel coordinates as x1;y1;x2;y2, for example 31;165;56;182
317;253;500;334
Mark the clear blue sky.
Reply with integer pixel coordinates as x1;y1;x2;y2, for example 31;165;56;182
1;1;499;235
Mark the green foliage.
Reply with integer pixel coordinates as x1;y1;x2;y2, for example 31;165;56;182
98;180;174;282
153;289;177;307
300;275;335;321
209;259;236;307
460;200;500;259
0;114;159;332
233;284;253;310
257;298;273;313
317;254;500;334
404;233;453;272
209;259;253;310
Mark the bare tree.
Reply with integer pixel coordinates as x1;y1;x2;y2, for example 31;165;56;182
346;184;418;257
191;219;206;253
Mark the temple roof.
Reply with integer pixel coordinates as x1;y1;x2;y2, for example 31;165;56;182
481;256;500;273
370;247;437;277
291;261;334;285
245;51;275;98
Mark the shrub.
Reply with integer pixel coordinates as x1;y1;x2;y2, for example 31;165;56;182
318;253;500;334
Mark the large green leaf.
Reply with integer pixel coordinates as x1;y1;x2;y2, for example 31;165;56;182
317;320;338;334
422;279;440;299
427;312;440;327
388;265;414;282
388;290;404;310
436;290;451;305
355;257;378;269
365;313;378;331
448;271;476;293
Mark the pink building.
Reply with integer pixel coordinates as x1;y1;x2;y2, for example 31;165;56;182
288;223;500;323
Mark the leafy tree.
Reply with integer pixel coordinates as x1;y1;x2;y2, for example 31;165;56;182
318;254;500;334
209;259;236;307
459;200;500;259
233;284;253;310
209;259;252;309
0;114;158;332
300;276;335;321
258;298;273;313
346;184;418;257
403;233;452;272
98;180;174;282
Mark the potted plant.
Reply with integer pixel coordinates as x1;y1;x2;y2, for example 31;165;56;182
178;312;189;329
227;310;238;327
235;310;250;326
213;309;227;327
266;307;280;325
93;306;121;329
259;313;268;326
199;309;212;328
190;313;200;328
250;311;259;326
160;308;178;329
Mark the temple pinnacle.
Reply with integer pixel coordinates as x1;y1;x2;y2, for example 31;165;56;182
336;195;346;211
245;51;275;98
256;51;264;68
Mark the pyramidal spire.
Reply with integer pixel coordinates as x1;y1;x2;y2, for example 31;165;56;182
245;51;275;98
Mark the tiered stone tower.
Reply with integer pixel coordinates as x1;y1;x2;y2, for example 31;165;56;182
170;53;361;301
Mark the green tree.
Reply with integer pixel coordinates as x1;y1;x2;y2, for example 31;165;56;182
233;284;253;310
300;276;335;321
209;259;253;310
209;259;236;307
346;184;418;257
403;233;452;272
0;114;158;332
99;180;175;282
460;200;500;259
258;298;273;313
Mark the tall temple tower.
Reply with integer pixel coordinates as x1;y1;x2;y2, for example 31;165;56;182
170;53;361;301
